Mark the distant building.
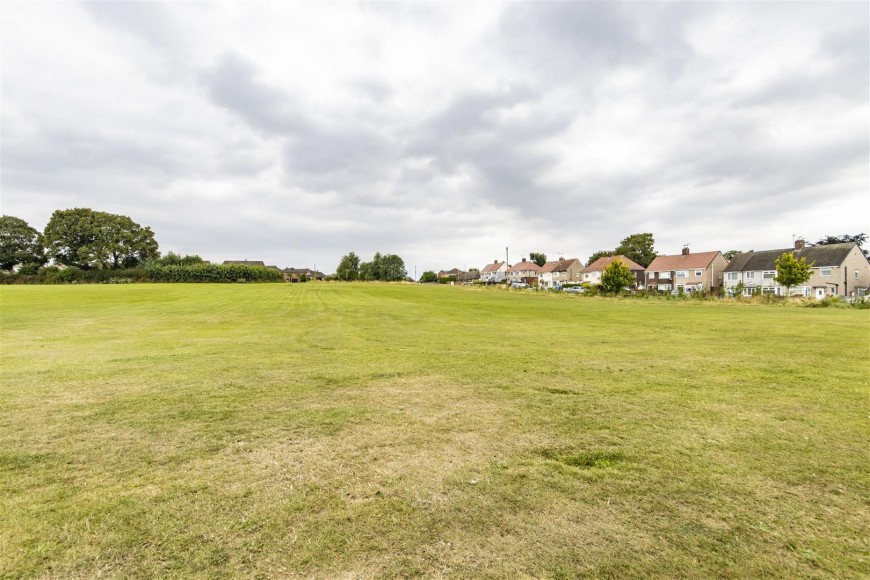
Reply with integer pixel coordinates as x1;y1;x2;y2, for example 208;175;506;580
539;258;583;289
581;255;645;289
282;268;325;282
480;260;508;283
437;268;462;281
645;247;728;293
507;258;541;286
723;240;870;298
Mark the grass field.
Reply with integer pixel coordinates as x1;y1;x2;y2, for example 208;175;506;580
1;283;868;578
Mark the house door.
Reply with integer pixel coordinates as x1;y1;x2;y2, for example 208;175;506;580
815;287;826;299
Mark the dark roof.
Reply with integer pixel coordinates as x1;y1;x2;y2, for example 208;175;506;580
223;260;266;267
540;258;582;274
456;271;480;281
724;243;858;272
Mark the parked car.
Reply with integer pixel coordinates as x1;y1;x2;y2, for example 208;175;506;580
564;286;584;294
510;281;529;289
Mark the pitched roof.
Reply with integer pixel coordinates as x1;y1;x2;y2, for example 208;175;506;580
456;270;480;281
438;268;462;276
507;260;542;273
723;243;859;272
481;261;506;273
646;251;722;272
540;258;581;273
582;255;644;273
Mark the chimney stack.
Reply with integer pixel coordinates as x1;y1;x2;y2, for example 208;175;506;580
682;246;690;256
795;239;805;250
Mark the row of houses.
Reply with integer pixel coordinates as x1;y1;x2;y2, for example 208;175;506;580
438;240;870;298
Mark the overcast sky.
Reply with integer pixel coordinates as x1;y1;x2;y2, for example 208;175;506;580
2;1;867;275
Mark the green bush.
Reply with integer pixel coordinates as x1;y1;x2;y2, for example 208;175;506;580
144;263;282;283
0;263;283;284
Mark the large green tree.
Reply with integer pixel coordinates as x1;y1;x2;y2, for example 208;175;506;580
775;252;814;297
359;252;407;281
43;208;159;269
379;254;407;281
529;252;547;267
0;215;47;271
599;258;634;294
615;233;657;268
336;252;360;281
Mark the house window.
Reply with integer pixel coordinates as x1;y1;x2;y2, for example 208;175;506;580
745;271;755;280
856;270;860;279
657;284;671;291
695;269;703;277
660;271;672;279
763;271;775;279
820;267;832;277
743;288;753;296
676;270;688;279
726;272;739;281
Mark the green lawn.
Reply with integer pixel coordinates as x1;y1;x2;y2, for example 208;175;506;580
1;283;868;578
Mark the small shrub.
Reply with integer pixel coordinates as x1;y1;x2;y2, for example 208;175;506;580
17;262;41;275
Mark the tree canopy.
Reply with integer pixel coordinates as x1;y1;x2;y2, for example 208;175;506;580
775;252;814;296
336;252;361;281
153;252;206;266
359;252;407;281
419;270;438;283
813;233;868;257
529;252;547;267
599;259;634;294
43;208;159;269
615;233;657;268
0;215;46;271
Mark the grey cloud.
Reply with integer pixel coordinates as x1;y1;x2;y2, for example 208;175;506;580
497;2;696;79
201;54;313;137
406;87;569;211
202;54;400;195
81;1;185;50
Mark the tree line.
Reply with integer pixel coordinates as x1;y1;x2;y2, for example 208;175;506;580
0;209;282;283
1;209;160;271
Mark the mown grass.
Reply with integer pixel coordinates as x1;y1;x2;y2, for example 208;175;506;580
1;283;868;578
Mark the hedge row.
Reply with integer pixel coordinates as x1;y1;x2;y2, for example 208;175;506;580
0;264;283;284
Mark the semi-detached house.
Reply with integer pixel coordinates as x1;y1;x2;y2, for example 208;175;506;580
722;240;870;298
645;248;728;293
